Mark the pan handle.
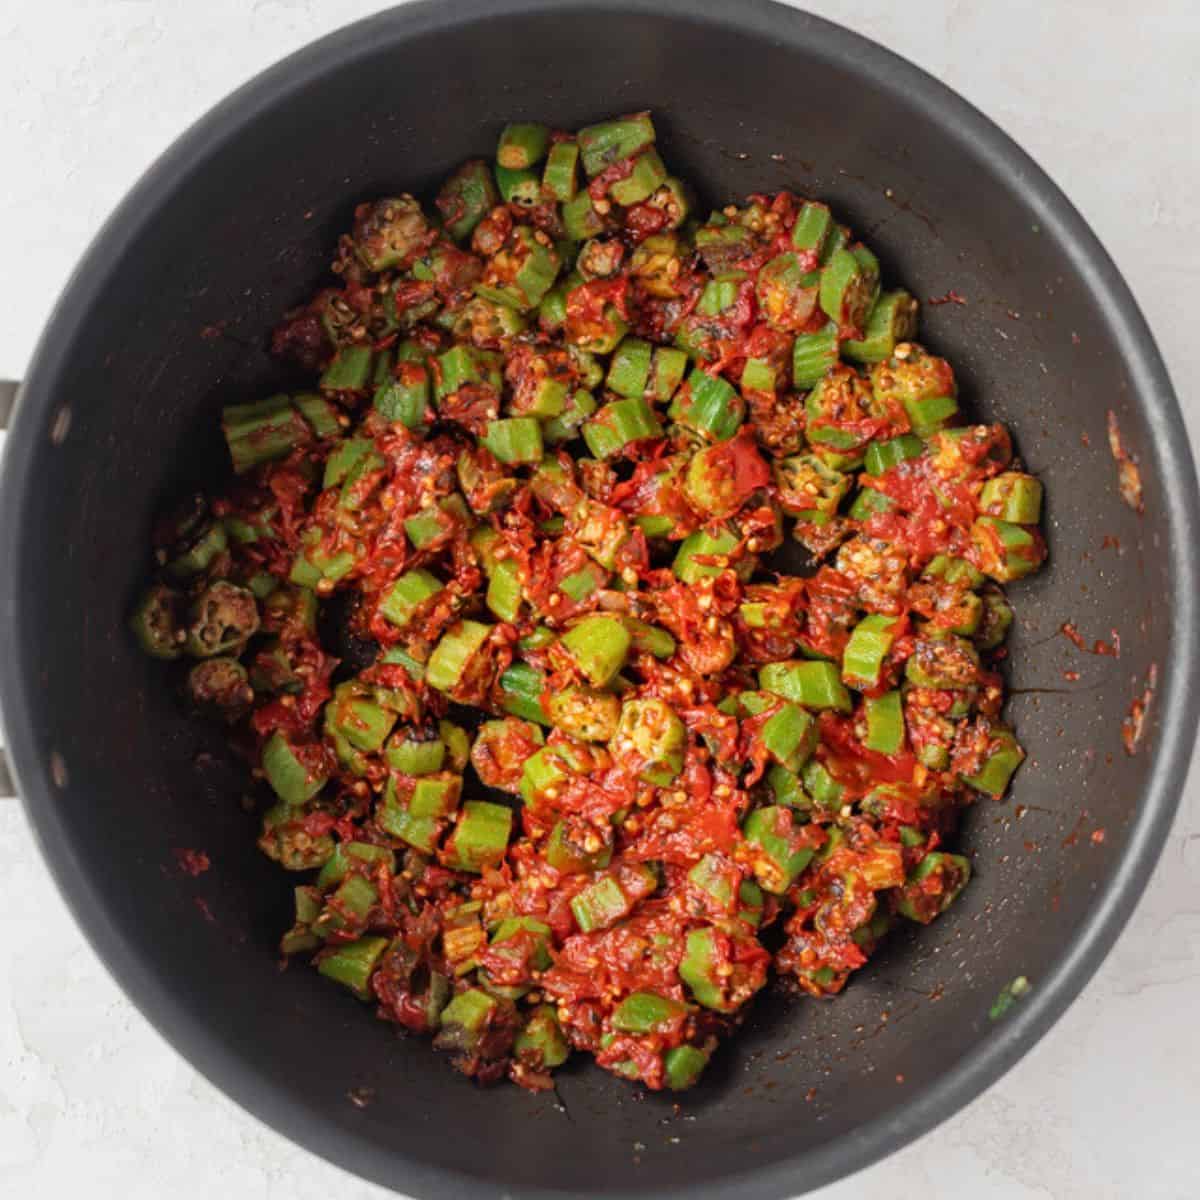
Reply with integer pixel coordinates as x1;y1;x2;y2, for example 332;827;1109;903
0;380;19;799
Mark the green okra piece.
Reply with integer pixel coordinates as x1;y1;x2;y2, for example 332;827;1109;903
664;1043;711;1091
895;852;971;924
262;730;329;805
582;397;662;458
497;122;551;170
320;344;374;392
316;841;395;890
425;620;493;696
577;112;656;176
546;815;612;873
499;662;550;725
843;290;920;363
819;245;880;335
611;991;687;1033
562;190;608;241
672;368;744;441
980;472;1043;525
543;388;597;445
570;864;656;933
760;701;817;770
612;698;685;785
759;659;852;713
841;613;899;690
514;1005;570;1070
481;416;544;465
756;252;821;333
606;337;653;399
324;682;396;754
649;345;688;403
864;433;924;476
409;772;463;819
442;800;513;873
186;656;250;716
803;759;845;812
185;581;259;658
904;633;981;689
790;200;834;259
743;806;816;894
222;395;312;474
774;454;850;518
480;556;520;623
560;614;631;688
374;357;430;430
436;159;500;241
130;583;184;659
792;324;840;389
384;728;446;776
863;690;905;755
379;568;443;628
494;164;541;207
318;935;388;1000
961;726;1025;797
671;527;741;584
848;488;894;520
542;140;579;201
608;149;668;206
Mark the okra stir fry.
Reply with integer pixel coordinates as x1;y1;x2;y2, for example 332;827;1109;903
132;112;1046;1093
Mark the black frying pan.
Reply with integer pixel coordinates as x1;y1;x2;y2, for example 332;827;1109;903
1;2;1196;1196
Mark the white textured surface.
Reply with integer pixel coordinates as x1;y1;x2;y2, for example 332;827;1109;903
2;1;1199;1196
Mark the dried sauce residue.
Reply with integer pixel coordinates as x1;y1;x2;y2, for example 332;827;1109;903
173;847;211;876
1122;663;1159;755
1060;622;1120;657
928;289;966;306
1106;410;1144;513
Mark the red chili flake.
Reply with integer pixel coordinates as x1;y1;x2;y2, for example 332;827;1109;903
193;897;215;923
1122;663;1158;756
1106;410;1145;513
1090;828;1107;845
1101;534;1120;551
1071;332;1081;345
1080;431;1091;447
895;1074;906;1084
174;848;211;876
805;1087;817;1102
928;289;966;306
199;321;228;340
1063;670;1080;682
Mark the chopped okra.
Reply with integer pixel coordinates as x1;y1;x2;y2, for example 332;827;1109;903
129;110;1045;1096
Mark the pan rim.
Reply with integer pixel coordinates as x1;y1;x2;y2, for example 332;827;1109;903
1;2;1196;1196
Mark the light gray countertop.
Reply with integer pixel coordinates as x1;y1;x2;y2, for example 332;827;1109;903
2;2;1198;1196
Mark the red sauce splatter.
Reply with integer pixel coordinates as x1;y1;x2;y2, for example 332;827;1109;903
1060;622;1119;657
174;848;211;876
928;289;966;306
1062;809;1090;848
1122;663;1158;755
1106;410;1144;513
